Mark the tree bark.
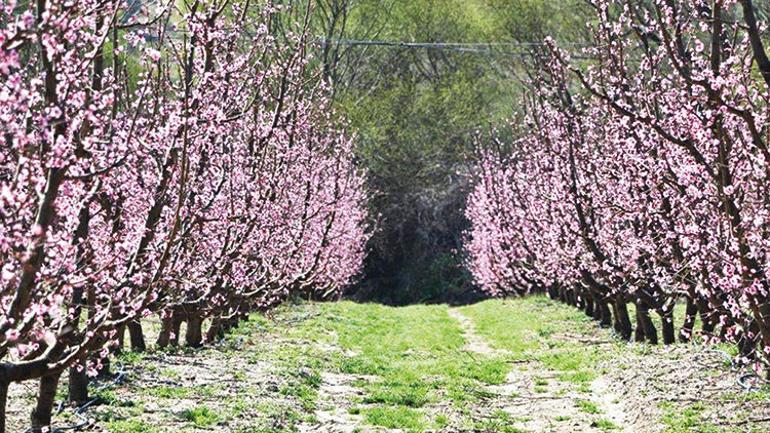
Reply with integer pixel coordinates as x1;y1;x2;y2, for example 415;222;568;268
128;320;146;352
30;373;61;433
599;302;612;328
0;380;8;433
583;293;594;318
698;299;716;334
185;317;203;348
68;362;89;404
614;297;633;341
205;318;223;344
680;297;698;342
634;309;646;343
659;307;676;345
157;313;181;348
637;303;658;344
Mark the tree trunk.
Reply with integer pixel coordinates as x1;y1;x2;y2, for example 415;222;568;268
558;286;568;303
599;302;612;328
170;316;182;346
583;294;594;318
205;318;222;344
547;285;559;300
185;317;203;348
156;312;181;348
116;324;126;353
634;308;646;343
637;303;658;344
738;319;759;359
98;355;111;380
614;297;633;341
680;297;698;342
68;362;89;404
0;380;8;433
659;307;676;345
31;373;61;433
128;320;146;352
698;299;716;334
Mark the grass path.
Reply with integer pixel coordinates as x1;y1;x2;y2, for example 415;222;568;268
8;297;769;433
448;306;626;433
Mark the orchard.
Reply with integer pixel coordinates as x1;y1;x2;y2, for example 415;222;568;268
467;0;770;374
3;0;770;432
0;1;368;431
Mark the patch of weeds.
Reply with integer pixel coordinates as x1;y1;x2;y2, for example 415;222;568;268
106;419;158;433
735;384;770;402
534;378;549;386
159;368;180;380
340;355;388;376
659;401;725;433
555;415;571;422
93;388;119;405
196;384;221;398
280;380;317;411
539;350;599;383
363;382;430;407
116;351;146;366
181;405;220;427
534;385;547;394
576;399;601;414
434;414;450;429
461;358;509;385
364;406;427;431
143;385;190;399
227;395;250;417
537;326;555;338
246;401;305;432
473;410;527;433
594;418;619;431
279;367;322;410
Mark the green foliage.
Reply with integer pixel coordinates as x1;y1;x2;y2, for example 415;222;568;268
181;406;221;427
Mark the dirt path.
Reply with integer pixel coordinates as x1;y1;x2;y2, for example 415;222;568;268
299;372;368;433
449;308;631;433
447;308;509;357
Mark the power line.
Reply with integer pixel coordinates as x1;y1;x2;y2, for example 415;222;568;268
318;38;592;48
316;38;595;59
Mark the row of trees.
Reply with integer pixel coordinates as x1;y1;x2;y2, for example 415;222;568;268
466;0;770;370
0;1;369;431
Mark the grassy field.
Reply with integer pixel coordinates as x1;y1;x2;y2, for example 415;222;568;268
8;297;769;433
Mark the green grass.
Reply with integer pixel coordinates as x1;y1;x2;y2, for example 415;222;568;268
106;420;158;433
594;418;620;431
279;302;512;413
576;400;601;414
473;410;528;433
657;401;766;433
363;406;427;430
181;405;220;427
459;296;610;383
143;385;191;399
